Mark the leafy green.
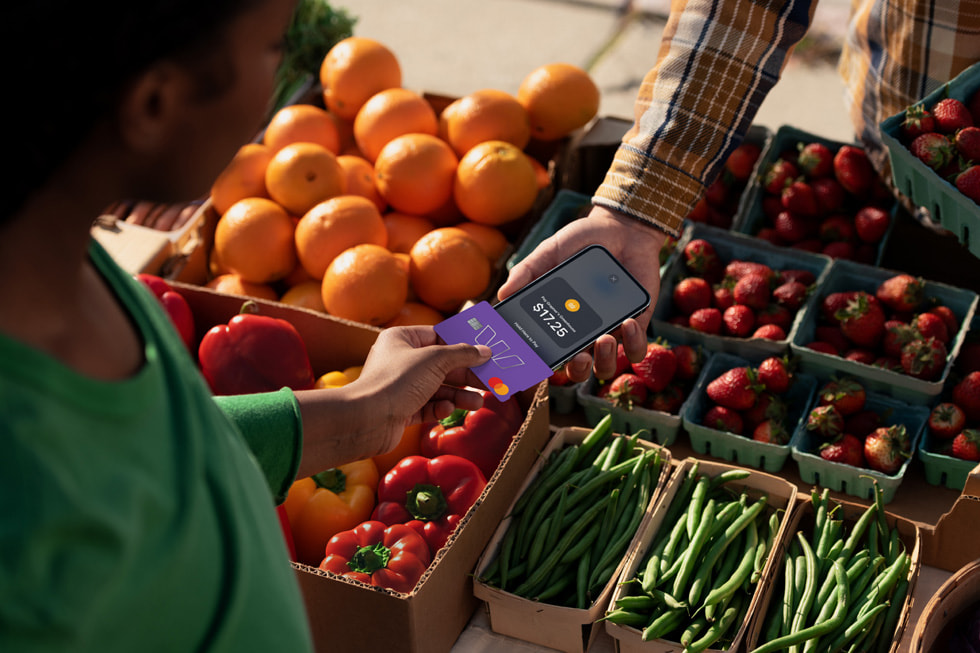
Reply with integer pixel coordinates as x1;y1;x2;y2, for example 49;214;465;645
270;0;357;113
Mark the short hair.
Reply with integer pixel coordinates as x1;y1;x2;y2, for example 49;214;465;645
1;0;266;220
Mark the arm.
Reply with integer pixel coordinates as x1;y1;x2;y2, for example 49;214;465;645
500;0;816;380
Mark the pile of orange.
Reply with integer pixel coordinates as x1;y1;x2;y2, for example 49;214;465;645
205;36;600;326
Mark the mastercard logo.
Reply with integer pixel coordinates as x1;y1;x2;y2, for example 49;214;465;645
488;376;509;396
564;298;580;312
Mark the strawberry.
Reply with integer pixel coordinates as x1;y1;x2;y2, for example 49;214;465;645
757;356;792;394
548;368;572;386
882;320;917;358
682;238;721;278
818;214;856;243
723;304;756;337
811;177;847;213
704;175;730;207
672;344;704;381
954;125;980;161
819;433;865;467
928;402;967;440
818;376;866;415
914;311;950;344
901;104;936;140
875;274;924;313
659;235;678;267
822;241;856;260
909;132;954;170
781;179;820;215
703;404;744;434
613;343;631;377
762;158;799;194
792;238;823;253
951;429;980;462
673;276;713;315
955;164;980;204
952;371;980;420
752;419;789;445
864;424;911;474
688;307;723;334
772;280;809;311
743;392;787;430
647;383;686;414
797;141;834;178
774;210;816;242
900;336;948;380
732;273;771;310
874;356;904;372
602;373;648;410
821;291;860;323
779;268;817;286
752;324;786;340
724;260;775;283
853;205;891;243
815;325;850;354
806;404;844;440
970;88;980;124
833;145;874;196
835;291;886;348
927;304;959;335
843;348;876;365
956;338;980;375
713;283;735;311
687;197;710;222
844;409;883;438
807;340;839;355
632;341;677;392
933;97;974;134
706;366;762;411
725;142;762;182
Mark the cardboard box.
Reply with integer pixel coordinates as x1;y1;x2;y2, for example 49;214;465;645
472;427;673;653
921;463;980;573
744;494;922;653
604;457;799;653
908;556;980;652
171;281;552;653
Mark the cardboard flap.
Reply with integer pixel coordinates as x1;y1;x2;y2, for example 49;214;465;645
921;462;980;572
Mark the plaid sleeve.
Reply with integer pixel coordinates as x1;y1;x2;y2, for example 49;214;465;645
594;0;816;236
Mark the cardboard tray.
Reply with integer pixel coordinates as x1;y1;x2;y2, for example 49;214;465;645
472;427;673;653
879;61;980;258
604;457;800;653
652;222;833;360
789;383;930;504
744;494;922;653
732;124;897;265
908;556;980;651
171;281;553;653
681;352;818;473
789;258;979;405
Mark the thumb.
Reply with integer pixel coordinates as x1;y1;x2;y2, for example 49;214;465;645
430;342;492;374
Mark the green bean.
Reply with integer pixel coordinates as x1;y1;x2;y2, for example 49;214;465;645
543;484;569;552
708;468;751;492
495;520;518;590
672;498;717;598
646;588;686;610
840;500;876;565
640;534;670;593
874;576;910;653
686;475;711;539
526;514;552;570
680;615;708;648
694;494;768;593
601;608;649;626
573;412;614;467
823;603;889;652
600;435;626;471
616;594;658;611
575;549;591;609
815;550;870;614
752;511;780;584
689;593;744;653
558;521;601;564
790;533;819;653
659;463;700;530
511;445;575;517
590;469;652;587
658;512;690;579
704;520;759;608
762;579;785;643
641;606;686;642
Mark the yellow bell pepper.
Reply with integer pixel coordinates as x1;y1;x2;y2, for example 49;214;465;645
283;458;380;566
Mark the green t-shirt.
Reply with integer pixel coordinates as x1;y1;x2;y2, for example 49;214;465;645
0;241;314;651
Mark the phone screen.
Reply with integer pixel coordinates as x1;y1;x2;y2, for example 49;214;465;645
493;245;650;370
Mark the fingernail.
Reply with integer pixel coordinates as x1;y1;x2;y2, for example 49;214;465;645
475;345;492;357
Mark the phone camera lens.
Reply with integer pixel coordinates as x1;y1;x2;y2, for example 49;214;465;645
608;274;619;283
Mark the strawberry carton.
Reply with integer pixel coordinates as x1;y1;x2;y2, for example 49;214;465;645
576;338;713;445
681;352;817;473
880;60;980;258
733;124;897;265
651;222;832;360
790;258;979;405
789;374;930;503
917;369;980;490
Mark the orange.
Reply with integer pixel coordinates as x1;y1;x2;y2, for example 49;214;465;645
353;88;438;162
265;142;346;216
384;301;445;327
262;103;341;154
425;195;464;227
337;154;386;212
438;88;532;156
281;260;317;287
453;140;539;226
279;280;327;312
210;143;273;217
205;273;279;301
409;227;491;313
294;194;388;279
320;243;408;325
373;423;422;475
517;63;600;141
454;220;509;262
528;155;551;189
374;133;459;215
320;37;402;121
314;370;352;388
382;212;434;254
213;197;297;283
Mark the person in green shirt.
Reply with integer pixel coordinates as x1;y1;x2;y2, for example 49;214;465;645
0;0;493;650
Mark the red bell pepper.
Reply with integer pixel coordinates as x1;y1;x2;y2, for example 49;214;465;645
319;520;430;594
135;273;195;350
197;301;315;396
371;455;486;555
420;389;524;478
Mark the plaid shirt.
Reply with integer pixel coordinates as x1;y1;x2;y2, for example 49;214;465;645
595;0;980;236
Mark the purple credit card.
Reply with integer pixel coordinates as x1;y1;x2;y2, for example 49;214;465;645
434;301;553;402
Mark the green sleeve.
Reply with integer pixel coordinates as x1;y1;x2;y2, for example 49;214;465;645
212;388;303;504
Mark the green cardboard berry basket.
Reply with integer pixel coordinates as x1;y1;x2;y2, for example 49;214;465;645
652;222;833;360
879;61;980;258
788;385;929;503
789;258;978;405
917;430;979;490
732;124;897;265
681;352;817;473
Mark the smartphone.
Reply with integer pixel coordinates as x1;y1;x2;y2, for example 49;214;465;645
493;244;650;370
